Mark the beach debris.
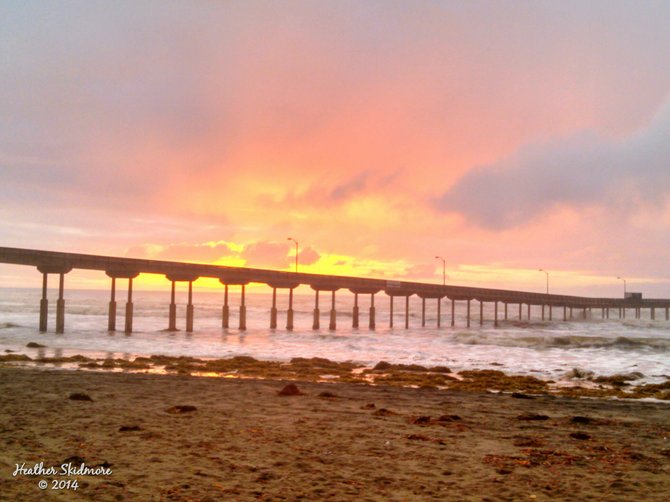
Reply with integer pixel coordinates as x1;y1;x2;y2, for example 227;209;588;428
373;361;393;371
68;392;93;402
26;342;46;348
513;436;546;448
407;433;445;445
569;432;591;440
412;416;432;425
570;416;592;425
0;354;31;362
317;391;338;398
511;392;534;399
594;372;644;387
118;425;142;432
373;408;396;417
437;414;461;422
564;368;595;380
63;455;86;465
516;413;549;421
361;403;376;409
166;405;197;414
277;383;303;396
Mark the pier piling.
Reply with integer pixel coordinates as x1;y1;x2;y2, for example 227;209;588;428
108;277;116;331
56;273;65;334
437;298;441;328
222;285;229;328
404;295;409;329
270;288;277;329
329;291;336;330
313;290;320;330
239;285;247;331
124;278;133;334
369;294;375;329
352;293;359;328
186;281;194;332
421;298;426;327
286;288;294;330
39;272;48;332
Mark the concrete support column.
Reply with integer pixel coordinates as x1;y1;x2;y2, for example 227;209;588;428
451;299;455;327
169;281;177;331
352;293;359;328
222;285;229;328
518;303;522;321
466;299;471;328
570;307;573;319
124;278;133;334
56;273;65;334
437;298;441;328
369;294;376;330
651;307;655;321
286;289;294;331
563;305;567;321
421;298;426;327
312;290;320;330
404;295;409;329
389;295;394;328
39;272;48;333
549;305;553;321
186;281;194;333
583;307;587;319
606;308;610;319
270;288;278;329
108;278;117;331
329;291;336;331
541;304;545;321
527;303;531;320
239;285;247;331
504;303;508;321
479;301;484;326
666;307;669;321
494;301;499;327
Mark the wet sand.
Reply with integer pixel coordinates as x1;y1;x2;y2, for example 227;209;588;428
1;366;669;501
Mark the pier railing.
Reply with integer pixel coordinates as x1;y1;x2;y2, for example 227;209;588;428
1;246;668;333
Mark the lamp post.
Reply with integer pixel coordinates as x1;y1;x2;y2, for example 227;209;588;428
617;276;627;297
287;237;298;273
435;256;446;286
538;269;549;294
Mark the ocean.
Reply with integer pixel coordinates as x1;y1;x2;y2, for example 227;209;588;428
1;287;669;385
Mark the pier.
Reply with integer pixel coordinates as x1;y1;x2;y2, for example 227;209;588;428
1;246;669;333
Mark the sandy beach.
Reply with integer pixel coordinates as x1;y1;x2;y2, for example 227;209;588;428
1;365;669;501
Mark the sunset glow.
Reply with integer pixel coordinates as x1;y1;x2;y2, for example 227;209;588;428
1;1;670;296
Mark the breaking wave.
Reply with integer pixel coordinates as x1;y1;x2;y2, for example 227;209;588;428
450;332;670;351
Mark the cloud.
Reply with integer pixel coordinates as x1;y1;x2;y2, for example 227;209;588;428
298;246;320;266
126;242;234;263
434;98;670;229
242;241;291;269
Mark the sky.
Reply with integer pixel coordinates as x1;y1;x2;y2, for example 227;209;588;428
1;0;670;296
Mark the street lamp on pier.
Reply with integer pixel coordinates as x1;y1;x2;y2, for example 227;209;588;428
435;256;446;286
287;237;299;273
617;276;627;297
538;269;549;294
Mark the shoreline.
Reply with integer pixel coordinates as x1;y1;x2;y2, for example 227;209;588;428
1;365;669;501
2;351;670;401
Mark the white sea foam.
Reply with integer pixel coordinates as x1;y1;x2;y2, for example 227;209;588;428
1;288;669;384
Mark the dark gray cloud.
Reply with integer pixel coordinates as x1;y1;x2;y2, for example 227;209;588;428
435;99;670;229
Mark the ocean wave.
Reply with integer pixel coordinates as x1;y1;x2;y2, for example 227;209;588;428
450;332;670;351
